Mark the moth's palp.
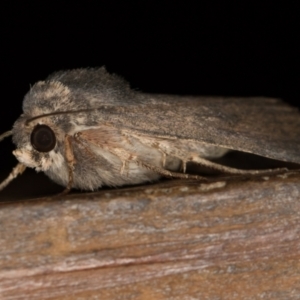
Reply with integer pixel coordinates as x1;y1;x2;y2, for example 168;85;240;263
0;130;12;142
0;163;26;191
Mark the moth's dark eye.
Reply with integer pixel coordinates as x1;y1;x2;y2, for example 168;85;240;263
30;124;56;152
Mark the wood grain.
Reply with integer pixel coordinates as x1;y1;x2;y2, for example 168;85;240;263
1;173;300;299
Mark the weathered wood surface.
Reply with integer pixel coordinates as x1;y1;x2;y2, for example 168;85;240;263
1;173;300;299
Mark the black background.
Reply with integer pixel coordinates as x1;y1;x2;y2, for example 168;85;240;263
1;2;300;180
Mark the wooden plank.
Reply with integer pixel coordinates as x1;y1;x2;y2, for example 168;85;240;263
1;173;300;299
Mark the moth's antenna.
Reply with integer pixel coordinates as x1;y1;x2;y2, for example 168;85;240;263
0;131;26;190
25;108;101;125
0;163;26;191
0;130;12;142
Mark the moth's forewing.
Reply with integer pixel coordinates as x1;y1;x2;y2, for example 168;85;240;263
90;96;300;165
33;68;300;165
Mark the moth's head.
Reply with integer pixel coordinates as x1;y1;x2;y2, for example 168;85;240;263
11;116;66;172
10;80;75;172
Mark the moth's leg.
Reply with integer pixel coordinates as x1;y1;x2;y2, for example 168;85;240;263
137;160;208;180
0;130;12;142
103;147;135;175
0;163;26;191
74;132;98;159
156;149;167;168
187;155;287;175
104;148;198;179
75;132;132;176
120;160;129;175
60;135;76;195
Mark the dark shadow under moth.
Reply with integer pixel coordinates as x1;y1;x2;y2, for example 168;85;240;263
0;67;300;194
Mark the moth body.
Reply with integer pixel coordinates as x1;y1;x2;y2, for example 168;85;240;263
1;67;300;192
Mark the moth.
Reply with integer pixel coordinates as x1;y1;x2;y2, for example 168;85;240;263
0;67;300;194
